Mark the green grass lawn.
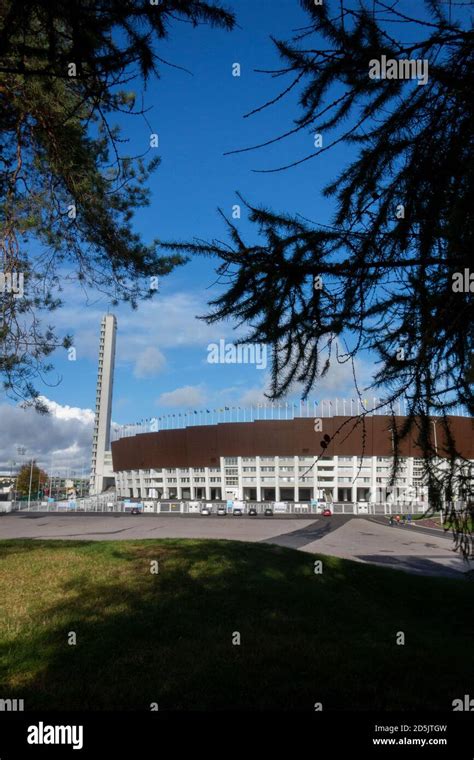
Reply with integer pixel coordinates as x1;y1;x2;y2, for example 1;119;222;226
0;539;472;711
410;513;474;532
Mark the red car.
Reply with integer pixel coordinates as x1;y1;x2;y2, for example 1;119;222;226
322;508;333;516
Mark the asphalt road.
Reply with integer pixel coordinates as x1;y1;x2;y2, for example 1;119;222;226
0;511;471;578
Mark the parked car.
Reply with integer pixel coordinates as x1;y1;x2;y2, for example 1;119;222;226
322;508;333;516
131;507;141;515
217;506;226;516
264;507;273;516
233;508;243;516
248;507;258;516
200;506;211;516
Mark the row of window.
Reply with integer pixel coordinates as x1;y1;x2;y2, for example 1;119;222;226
122;457;409;477
123;474;408;486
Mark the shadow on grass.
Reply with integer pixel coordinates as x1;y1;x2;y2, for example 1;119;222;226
0;539;473;710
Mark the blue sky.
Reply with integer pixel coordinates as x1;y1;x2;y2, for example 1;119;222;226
42;0;367;424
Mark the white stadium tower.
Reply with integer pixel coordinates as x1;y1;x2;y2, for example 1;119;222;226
89;314;117;495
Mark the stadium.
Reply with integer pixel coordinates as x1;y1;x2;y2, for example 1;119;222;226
111;412;473;511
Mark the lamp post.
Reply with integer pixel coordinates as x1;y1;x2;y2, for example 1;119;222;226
9;459;16;502
48;454;54;503
36;466;42;501
16;446;26;506
27;458;34;510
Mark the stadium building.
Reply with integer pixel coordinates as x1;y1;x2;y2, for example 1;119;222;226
111;414;473;506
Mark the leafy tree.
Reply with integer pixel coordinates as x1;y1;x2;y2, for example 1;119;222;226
0;0;235;410
15;459;48;497
164;0;473;554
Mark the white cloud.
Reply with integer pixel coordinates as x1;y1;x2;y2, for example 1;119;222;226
239;383;270;406
133;346;167;379
52;289;245;365
311;355;374;396
234;354;377;406
0;397;94;475
39;396;95;425
157;385;206;408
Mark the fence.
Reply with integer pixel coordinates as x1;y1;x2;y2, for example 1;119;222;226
11;497;469;516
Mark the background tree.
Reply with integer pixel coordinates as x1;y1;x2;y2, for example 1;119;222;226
15;459;48;497
0;0;235;410
163;0;473;554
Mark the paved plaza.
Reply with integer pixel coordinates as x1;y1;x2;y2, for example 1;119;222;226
1;512;471;578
